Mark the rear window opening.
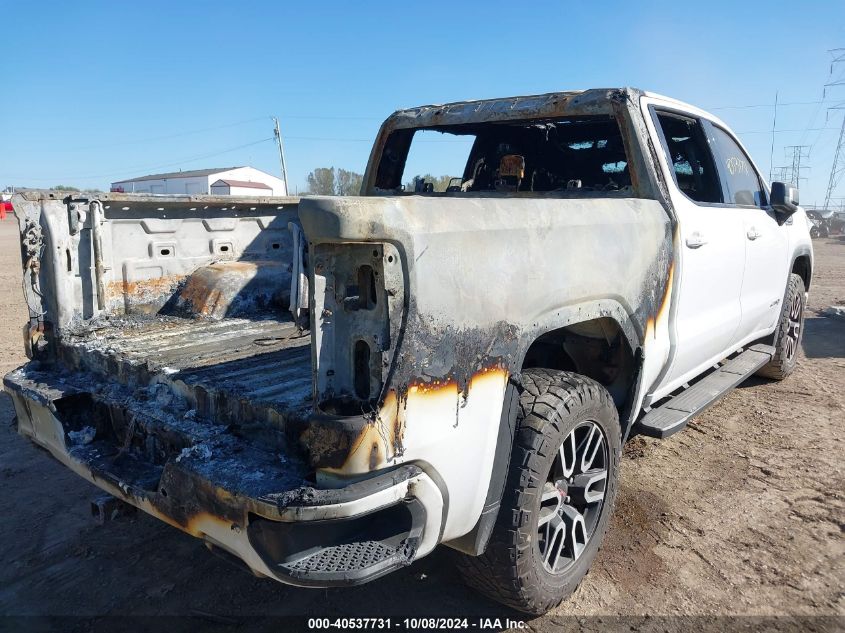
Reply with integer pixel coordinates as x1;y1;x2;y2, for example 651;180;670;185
375;115;632;195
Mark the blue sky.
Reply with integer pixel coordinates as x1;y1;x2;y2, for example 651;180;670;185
2;1;843;205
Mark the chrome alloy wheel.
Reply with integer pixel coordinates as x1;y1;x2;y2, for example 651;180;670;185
784;291;803;362
536;421;608;574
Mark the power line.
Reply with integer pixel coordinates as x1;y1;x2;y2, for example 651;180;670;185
280;114;381;120
7;137;274;182
709;99;831;110
71;114;382;151
74;116;269;150
283;128;839;141
284;136;474;143
285;136;371;142
5;133;475;184
735;126;837;135
36;102;842;155
801;93;828;151
104;137;276;180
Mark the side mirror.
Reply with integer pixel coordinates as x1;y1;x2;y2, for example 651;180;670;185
770;181;799;221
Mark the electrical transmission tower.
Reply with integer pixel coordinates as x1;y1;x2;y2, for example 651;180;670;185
784;145;811;185
771;166;792;183
824;114;845;210
823;48;845;95
823;49;845;210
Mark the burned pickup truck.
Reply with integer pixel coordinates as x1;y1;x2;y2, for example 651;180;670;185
6;88;812;614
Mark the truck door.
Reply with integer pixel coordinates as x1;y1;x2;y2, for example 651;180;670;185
647;109;746;395
705;122;791;342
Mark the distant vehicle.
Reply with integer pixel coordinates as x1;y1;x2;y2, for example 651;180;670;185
806;209;831;238
0;194;13;219
5;88;813;615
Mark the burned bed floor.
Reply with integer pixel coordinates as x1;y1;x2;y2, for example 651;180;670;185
60;314;313;426
4;314;319;528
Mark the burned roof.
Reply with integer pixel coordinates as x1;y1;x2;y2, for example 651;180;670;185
383;88;642;131
211;179;273;190
114;167;244;183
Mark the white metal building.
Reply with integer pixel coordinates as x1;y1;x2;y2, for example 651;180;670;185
111;166;287;196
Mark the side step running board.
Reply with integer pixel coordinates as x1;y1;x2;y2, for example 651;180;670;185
634;344;775;439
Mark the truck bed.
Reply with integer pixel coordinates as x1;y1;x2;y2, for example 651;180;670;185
4;192;436;585
4;192;326;509
58;314;313;428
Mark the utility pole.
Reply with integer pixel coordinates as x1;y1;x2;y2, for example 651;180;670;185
272;116;289;195
769;91;778;182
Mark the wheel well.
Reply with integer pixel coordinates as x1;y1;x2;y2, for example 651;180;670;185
521;318;640;419
792;255;811;290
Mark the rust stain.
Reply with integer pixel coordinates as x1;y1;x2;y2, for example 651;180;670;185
298;422;354;469
183;511;239;538
108;275;185;312
330;423;384;475
179;274;223;317
411;378;459;395
205;261;257;273
655;262;674;327
170;261;272;318
108;275;184;298
645;259;675;342
139;503;236;541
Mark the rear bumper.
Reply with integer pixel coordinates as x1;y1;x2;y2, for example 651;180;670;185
4;365;443;587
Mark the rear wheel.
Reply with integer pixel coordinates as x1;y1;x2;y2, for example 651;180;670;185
757;273;805;380
455;369;621;615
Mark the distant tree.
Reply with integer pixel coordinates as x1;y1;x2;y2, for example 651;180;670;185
335;168;363;196
50;185;81;192
305;167;365;196
306;167;336;195
404;174;459;193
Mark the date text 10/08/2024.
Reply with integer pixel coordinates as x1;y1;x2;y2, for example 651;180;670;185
307;618;527;630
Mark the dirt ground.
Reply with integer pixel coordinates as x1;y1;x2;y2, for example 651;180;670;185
0;217;842;631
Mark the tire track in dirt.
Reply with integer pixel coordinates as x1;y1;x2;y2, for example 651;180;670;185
0;220;842;627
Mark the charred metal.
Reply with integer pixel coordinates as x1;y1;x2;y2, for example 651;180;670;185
6;88;694;590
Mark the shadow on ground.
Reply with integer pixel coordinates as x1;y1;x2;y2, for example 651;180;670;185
0;392;527;628
802;316;845;359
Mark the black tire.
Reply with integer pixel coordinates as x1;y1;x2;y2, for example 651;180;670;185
810;226;820;239
757;273;806;380
455;369;621;615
